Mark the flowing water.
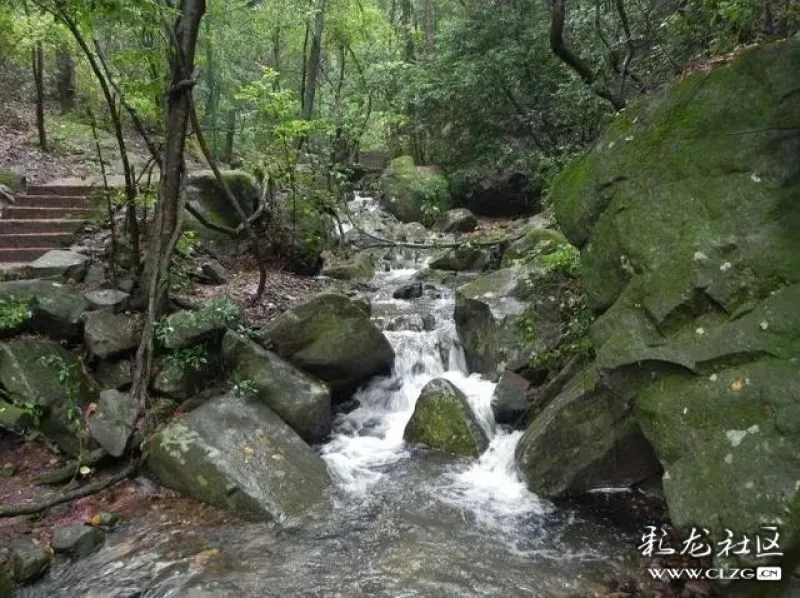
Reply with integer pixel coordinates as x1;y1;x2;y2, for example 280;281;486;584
21;195;644;597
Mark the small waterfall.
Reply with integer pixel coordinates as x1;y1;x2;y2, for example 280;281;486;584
322;194;544;523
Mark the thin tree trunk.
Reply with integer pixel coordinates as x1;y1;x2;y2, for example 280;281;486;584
33;43;47;151
56;46;76;114
132;0;206;410
302;0;326;121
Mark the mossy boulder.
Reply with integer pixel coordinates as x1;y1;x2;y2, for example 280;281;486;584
0;338;96;453
222;331;331;442
404;378;489;457
262;293;394;398
184;170;258;236
0;280;88;341
145;392;332;523
159;306;238;351
380;156;450;224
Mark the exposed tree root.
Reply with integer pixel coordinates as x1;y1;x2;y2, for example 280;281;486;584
0;461;138;519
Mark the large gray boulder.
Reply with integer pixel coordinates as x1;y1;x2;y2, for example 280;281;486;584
0;279;88;341
429;245;490;272
184;170;258;235
223;331;331;442
0;339;96;454
262;293;394;397
404;378;489;457
145;393;332;523
379;156;450;224
5;537;50;582
30;250;90;282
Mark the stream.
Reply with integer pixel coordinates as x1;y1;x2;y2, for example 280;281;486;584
21;194;645;597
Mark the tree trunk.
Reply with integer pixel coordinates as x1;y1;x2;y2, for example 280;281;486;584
132;0;207;410
56;46;76;114
203;17;220;157
33;43;47;151
302;0;326;121
223;109;236;165
550;0;625;111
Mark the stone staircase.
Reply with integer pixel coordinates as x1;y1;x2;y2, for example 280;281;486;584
0;185;97;264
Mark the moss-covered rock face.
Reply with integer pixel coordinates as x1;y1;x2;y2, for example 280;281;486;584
0;338;96;454
262;293;394;398
0;280;88;342
222;331;331;442
533;39;800;577
550;39;800;313
403;378;489;457
380;156;450;225
434;208;478;233
145;393;332;523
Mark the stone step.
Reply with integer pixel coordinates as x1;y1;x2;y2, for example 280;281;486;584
14;195;94;209
0;247;53;262
0;233;74;249
2;206;94;220
0;219;84;234
26;185;94;197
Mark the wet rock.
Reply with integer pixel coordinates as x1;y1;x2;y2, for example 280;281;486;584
30;250;90;282
84;289;130;312
429;245;490;272
491;370;530;425
392;282;424;300
385;313;436;332
223;331;331;442
262;293;394;397
84;310;143;359
200;260;229;285
51;525;105;558
0;338;95;454
434;208;478;233
6;537;50;582
0;279;89;341
404;378;489;457
394;222;428;243
88;389;137;457
145;392;332;522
